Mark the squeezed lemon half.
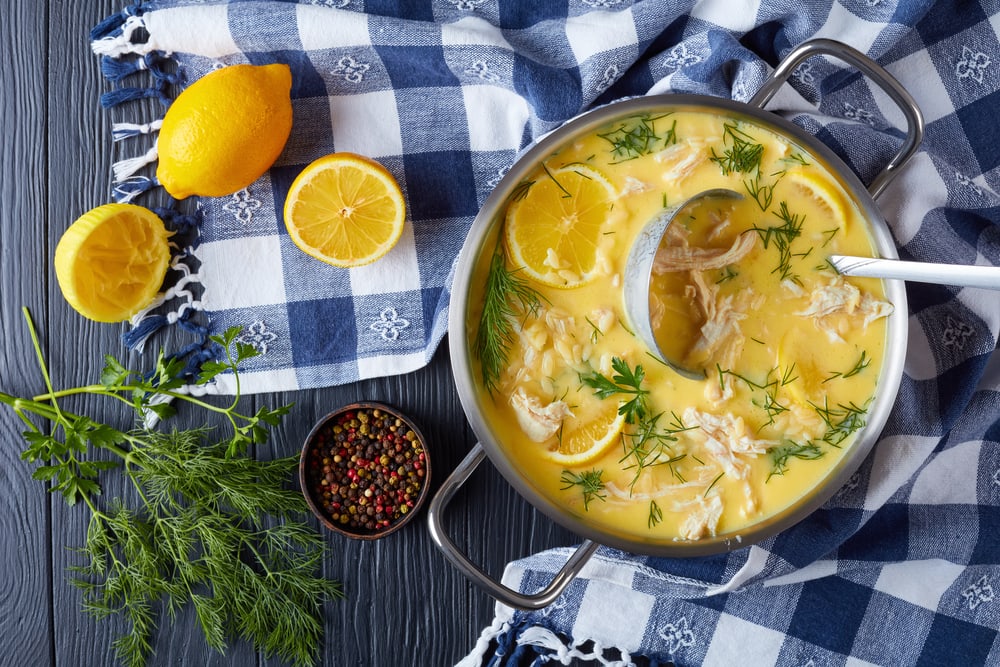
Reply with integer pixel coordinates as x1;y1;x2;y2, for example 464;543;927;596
54;203;171;322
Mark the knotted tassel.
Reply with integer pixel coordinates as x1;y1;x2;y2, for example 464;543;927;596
112;119;163;141
100;84;171;108
91;14;148;58
113;175;157;203
122;313;169;352
100;54;148;83
112;143;158;182
89;9;128;41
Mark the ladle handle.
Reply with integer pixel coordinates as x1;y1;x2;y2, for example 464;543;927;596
831;255;1000;290
748;38;924;199
426;443;599;610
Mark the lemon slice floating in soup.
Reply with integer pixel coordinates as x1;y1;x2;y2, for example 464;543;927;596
544;402;626;467
785;168;850;229
505;164;619;288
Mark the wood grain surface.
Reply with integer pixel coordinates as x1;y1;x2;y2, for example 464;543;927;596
0;2;577;665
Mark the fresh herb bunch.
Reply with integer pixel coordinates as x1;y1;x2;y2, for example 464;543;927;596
0;308;342;667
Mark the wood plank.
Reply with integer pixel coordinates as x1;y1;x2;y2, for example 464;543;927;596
29;4;581;666
0;1;55;664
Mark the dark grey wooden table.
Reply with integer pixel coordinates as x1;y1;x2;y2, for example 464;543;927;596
0;3;575;665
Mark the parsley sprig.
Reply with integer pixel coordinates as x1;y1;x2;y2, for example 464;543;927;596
580;357;650;424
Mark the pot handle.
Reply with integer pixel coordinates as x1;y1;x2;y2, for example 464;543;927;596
748;38;924;199
426;443;600;610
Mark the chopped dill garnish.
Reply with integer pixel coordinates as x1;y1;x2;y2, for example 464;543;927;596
617;317;635;336
475;238;546;395
618;411;692;491
585;316;603;344
751;337;766;345
541;162;572;198
810;397;870;446
598;113;678;163
816;257;839;273
581;357;649;424
648;500;663;528
780;151;810;166
709;123;764;175
717;365;793;427
767;442;825;480
704;471;725;497
823;350;871;383
821;227;839;247
751;200;804;283
716;265;739;284
560;469;607;510
744;171;779;211
510;179;535;202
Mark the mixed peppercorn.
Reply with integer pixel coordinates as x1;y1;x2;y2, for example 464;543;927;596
305;406;427;535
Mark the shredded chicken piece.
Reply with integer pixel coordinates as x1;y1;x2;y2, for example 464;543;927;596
682;408;778;483
683;271;761;368
676;494;724;540
653;231;757;273
655;140;708;184
620;176;650;195
797;278;861;318
509;388;572;443
796;277;894;341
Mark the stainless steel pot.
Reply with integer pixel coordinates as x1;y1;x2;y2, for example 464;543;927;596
428;39;922;609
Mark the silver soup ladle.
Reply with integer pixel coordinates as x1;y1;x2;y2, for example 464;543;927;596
624;188;1000;379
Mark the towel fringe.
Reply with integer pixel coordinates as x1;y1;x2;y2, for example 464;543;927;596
101;54;148;82
92;14;150;58
112;119;163;141
89;4;141;41
124;254;203;352
112;142;159;182
101;83;171;108
113;175;157;203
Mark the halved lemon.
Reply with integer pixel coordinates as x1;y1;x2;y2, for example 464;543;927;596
544;402;626;466
283;153;406;268
54;203;171;323
786;169;849;229
505;164;618;288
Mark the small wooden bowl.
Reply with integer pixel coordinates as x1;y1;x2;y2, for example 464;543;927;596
299;401;431;540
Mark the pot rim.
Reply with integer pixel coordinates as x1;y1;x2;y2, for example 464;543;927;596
448;93;909;556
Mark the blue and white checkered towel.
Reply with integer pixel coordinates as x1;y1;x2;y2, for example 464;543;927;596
92;1;999;664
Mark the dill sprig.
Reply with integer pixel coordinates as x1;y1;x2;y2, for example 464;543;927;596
648;500;663;528
1;310;340;667
810;397;871;446
716;364;795;427
824;350;871;383
618;411;691;491
751;200;805;283
709;123;764;175
744;172;778;211
476;238;546;395
580;357;650;424
767;441;825;480
597;113;678;163
560;469;607;510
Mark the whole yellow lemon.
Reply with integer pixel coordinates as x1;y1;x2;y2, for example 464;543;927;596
156;63;293;199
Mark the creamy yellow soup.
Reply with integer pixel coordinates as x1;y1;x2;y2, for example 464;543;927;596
470;108;890;543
